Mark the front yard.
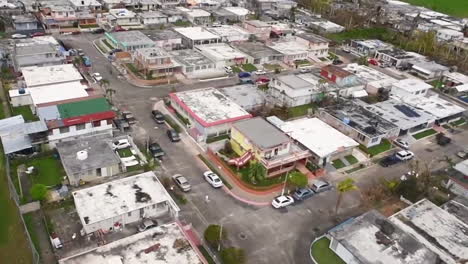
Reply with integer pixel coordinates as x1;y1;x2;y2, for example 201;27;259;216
450;118;465;126
412;129;436;140
359;139;393;157
310;237;345;264
332;159;346;169
241;63;258;72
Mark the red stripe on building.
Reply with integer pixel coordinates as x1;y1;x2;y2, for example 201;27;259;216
62;111;116;127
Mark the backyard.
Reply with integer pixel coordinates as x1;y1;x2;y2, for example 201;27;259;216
327;28;390;43
288;103;316;118
26;156;65;187
310;237;345;264
11;105;39;121
359;139;393;157
402;0;468;17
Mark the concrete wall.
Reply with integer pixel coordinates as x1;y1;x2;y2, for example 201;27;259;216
10;93;33;107
69;163;121;186
48;120;113;147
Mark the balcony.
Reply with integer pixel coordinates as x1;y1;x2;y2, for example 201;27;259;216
259;144;310;169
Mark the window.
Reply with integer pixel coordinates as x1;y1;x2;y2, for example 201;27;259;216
76;123;85;130
357;133;366;142
128;212;131;217
152;204;156;209
93;121;101;127
59;127;70;134
370;137;379;143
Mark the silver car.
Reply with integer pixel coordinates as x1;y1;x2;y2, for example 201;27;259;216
310;180;332;193
172;174;191;192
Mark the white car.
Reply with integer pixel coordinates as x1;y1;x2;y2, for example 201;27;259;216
224;66;233;73
395;150;414;161
271;195;294;209
203;171;223;188
92;72;103;82
11;33;27;39
394;139;409;150
112;139;131;150
254;70;267;75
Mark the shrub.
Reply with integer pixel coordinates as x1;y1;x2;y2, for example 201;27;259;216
287;171;308;188
204;225;226;248
30;184;47;201
221;247;246;264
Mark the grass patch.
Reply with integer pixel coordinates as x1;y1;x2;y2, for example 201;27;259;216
126;63;140;75
231;66;242;73
294;59;311;65
412;129;437;140
345;165;365;174
327;27;390;43
206;134;229;144
198;245;216;264
258;83;269;91
332;159;346;169
117;148;133;158
11;105;39;121
311;237;345;264
242;63;257;72
27;156;65;186
359;139;393;157
401;0;468;17
263;63;282;72
197;154;232;190
164;114;182;133
102;39;114;50
450;118;465;127
174;111;190;126
344;155;358;165
80;23;99;28
23;213;40;254
173;20;191;27
288;103;316;118
442;124;451;129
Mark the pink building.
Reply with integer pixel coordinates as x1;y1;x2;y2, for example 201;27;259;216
243;20;271;41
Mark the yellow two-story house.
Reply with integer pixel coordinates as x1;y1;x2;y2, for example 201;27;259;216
230;117;310;177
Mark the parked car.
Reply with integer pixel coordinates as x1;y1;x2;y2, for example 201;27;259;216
112;139;131;150
92;72;103;82
332;59;343;65
256;76;270;84
167;129;180;142
379;155;401;167
271;195;294;209
149;143;165;159
138;219;158;232
30;32;45;37
299;67;312;73
151;110;165;124
310;180;332;193
172;174;191;192
122;111;136;125
11;33;27;39
77;49;85;56
436;133;451;146
393;139;409;149
457;148;468;159
395;150;414;161
224;66;233;73
254;70;267;75
292;187;314;201
203;171;223;188
92;28;105;34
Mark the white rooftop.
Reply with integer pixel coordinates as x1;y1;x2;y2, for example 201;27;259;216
309;20;344;30
206;25;251;41
59;222;202;264
173;27;220;41
392;78;432;93
28;82;89;106
443;72;468;84
196;44;247;61
73;172;175;226
431;19;454;27
21;64;83;88
390;199;468;264
268;40;309;55
268;117;358;158
176;7;210;17
109;8;136;18
170;87;250;126
15;35;60;47
223;6;249;16
344;63;397;88
396;94;466;120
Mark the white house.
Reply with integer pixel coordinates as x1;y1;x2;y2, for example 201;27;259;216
108;8;142;28
343;63;398;94
308;20;344;33
206;25;251;43
73;172;180;234
409;60;449;80
436;29;464;42
390;78;432;98
295;33;329;59
173;27;221;48
139;11;168;25
195;43;248;68
176;7;211;25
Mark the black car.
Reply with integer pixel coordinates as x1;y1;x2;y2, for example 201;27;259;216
292;187;314;201
149;143;165;159
167;130;180;142
152;110;165;124
379;155;401;167
92;28;105;34
436;133;451;146
332;59;344;65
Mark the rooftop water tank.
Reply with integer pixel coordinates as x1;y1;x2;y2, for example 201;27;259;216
76;150;88;161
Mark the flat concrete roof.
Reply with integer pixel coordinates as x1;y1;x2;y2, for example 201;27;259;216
344;63;397;88
106;31;154;46
296;32;329;43
206;25;251;40
170;88;251;127
73;172;174;226
232;42;280;59
168;49;214;67
196;44;247;61
396;94;466;120
411;61;449;74
219;84;266;110
233;117;289;150
268;40;309;55
56;134;120;175
28;82;89;106
59;222;202;264
177;7;210;17
173;27;220;41
329;210;438;264
392;78;432;93
16;43;56;56
21;64;83;88
223;6;249;16
135;47;169;59
309;20;344;30
142;30;180;41
389;199;468;264
139;10;167;19
362;99;435;130
441;197;468;224
109;8;136;18
269;117;358;158
443;72;468;84
244;20;270;28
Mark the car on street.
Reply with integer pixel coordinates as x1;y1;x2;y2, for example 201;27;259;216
379;155;401;167
151;110;165;124
393;139;409;149
292;187;314;201
254;70;267;75
92;28;105;34
149;143;165;159
310;180;332;193
332;59;343;65
112;139;131;150
11;33;27;39
271;195;294;209
203;171;223;188
395;150;414;161
122;111;136;125
30;32;45;37
92;72;103;82
172;174;191;192
256;76;270;84
299;67;312;73
138;219;158;232
167;129;180;142
224;66;233;73
436;133;451;146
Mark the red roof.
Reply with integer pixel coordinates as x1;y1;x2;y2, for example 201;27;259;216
62;111;115;127
321;65;353;78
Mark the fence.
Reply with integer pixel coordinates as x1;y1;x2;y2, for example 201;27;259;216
5;156;41;264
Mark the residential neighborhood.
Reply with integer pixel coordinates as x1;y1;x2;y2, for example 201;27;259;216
0;0;467;264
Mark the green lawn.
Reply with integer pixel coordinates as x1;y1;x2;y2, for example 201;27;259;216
164;114;182;133
359;139;393;157
206;134;230;144
11;105;39;121
117;148;133;158
327;28;390;43
288;103;316;118
344;155;358;165
173;20;191;27
231;66;242;73
242;63;257;72
27;156;65;186
412;129;437;140
294;59;311;65
332;159;346;169
402;0;468;17
23;213;40;254
450;118;465;127
263;63;282;72
311;237;345;264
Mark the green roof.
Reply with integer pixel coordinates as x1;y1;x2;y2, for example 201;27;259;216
58;98;111;118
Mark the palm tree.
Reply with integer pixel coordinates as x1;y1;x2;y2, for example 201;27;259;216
335;178;357;215
247;162;266;184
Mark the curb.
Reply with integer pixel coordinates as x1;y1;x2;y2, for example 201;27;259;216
309;236;325;264
222;186;270;207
